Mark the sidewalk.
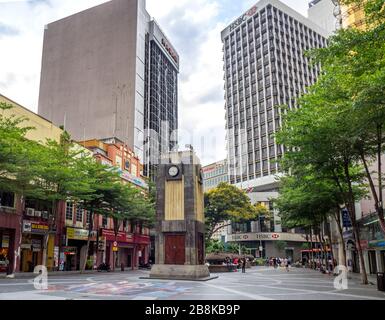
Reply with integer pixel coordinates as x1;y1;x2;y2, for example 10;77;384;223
0;269;145;279
347;272;378;285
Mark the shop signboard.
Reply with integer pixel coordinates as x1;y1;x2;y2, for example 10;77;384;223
23;220;49;234
67;227;95;241
31;239;41;252
62;246;77;255
119;170;148;189
20;243;31;249
101;229;133;243
360;240;369;250
342;209;352;228
59;252;65;271
98;236;106;251
1;235;9;248
54;247;59;268
369;240;385;248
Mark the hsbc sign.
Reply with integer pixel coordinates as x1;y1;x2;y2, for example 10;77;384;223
228;232;308;243
230;5;258;31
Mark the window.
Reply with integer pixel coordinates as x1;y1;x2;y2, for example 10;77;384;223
76;206;83;222
102;216;108;228
0;191;15;208
66;202;74;221
86;211;91;224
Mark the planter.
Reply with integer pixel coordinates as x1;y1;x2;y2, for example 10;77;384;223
208;265;238;273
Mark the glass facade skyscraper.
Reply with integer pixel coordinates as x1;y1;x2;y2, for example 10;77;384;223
221;0;328;191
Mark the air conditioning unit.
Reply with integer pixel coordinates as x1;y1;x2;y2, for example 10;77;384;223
42;211;48;219
34;211;42;218
26;208;35;216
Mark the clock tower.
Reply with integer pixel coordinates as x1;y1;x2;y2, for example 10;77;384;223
149;150;213;280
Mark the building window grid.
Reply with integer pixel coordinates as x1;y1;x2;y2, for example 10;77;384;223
76;206;83;223
65;202;73;221
224;5;325;184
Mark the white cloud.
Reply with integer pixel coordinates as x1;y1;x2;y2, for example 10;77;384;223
0;0;310;165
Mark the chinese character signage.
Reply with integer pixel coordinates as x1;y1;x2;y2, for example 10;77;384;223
342;209;352;228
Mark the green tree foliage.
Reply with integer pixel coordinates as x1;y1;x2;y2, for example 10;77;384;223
204;183;267;241
274;0;385;283
0;103;155;273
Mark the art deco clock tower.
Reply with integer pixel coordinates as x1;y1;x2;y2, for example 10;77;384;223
149;150;213;280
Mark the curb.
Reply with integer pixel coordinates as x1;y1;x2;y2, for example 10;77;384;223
0;269;146;280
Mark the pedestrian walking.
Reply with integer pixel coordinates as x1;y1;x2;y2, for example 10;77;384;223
273;257;277;269
284;258;289;272
242;258;246;273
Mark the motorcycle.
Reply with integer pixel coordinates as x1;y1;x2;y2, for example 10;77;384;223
97;262;111;272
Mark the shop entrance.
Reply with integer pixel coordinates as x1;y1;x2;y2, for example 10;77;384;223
368;250;378;274
0;230;12;274
381;251;385;272
127;254;132;268
65;254;76;271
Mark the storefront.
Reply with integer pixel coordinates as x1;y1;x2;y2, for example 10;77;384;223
19;220;54;272
0;225;20;274
0;230;11;273
359;214;385;274
62;227;97;271
101;229;150;269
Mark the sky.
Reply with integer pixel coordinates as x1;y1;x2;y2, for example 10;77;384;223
0;0;309;166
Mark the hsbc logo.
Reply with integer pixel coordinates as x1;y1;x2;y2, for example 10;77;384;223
272;234;280;239
230;5;258;31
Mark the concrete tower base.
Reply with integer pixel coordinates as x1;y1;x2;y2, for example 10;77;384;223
147;265;217;281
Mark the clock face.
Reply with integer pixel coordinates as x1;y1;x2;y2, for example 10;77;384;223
168;166;179;177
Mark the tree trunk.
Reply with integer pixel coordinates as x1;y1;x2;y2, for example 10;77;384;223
310;227;315;269
12;195;25;275
42;234;49;269
42;199;59;270
333;209;347;268
80;209;93;274
343;160;369;285
326;219;335;272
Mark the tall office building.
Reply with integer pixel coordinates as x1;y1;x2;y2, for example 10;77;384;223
202;160;229;192
221;0;328;211
308;0;338;35
38;0;179;175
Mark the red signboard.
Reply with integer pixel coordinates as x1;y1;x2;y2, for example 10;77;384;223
360;240;369;249
134;234;151;245
101;229;132;243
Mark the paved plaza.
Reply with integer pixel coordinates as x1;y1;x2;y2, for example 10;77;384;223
0;267;384;300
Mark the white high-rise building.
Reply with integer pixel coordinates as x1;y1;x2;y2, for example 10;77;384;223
308;0;338;35
221;0;329;234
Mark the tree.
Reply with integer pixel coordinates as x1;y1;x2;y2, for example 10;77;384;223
100;182;155;270
75;157;121;273
0;102;55;273
206;240;225;254
32;132;97;268
204;183;267;242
